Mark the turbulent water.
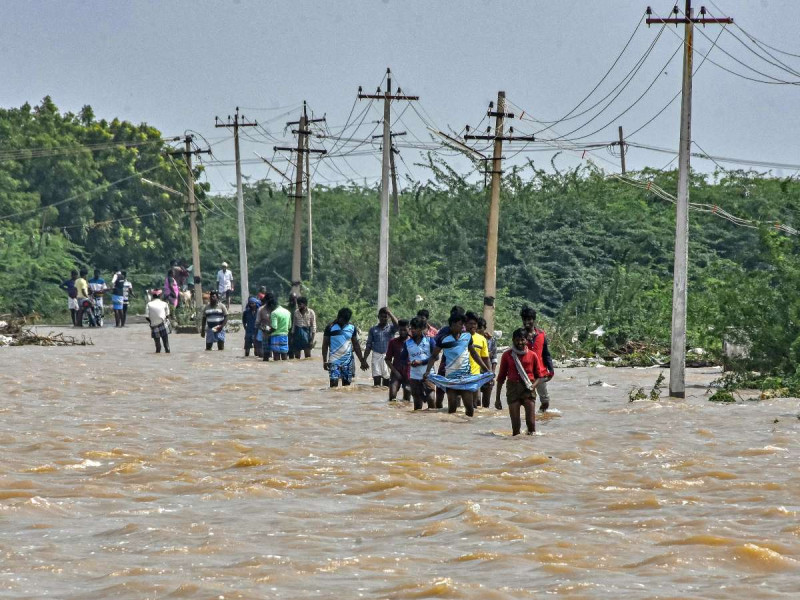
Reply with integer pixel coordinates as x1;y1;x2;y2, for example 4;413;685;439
1;325;798;599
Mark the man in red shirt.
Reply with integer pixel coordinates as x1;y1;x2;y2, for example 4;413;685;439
495;328;548;435
521;306;554;412
416;309;438;337
385;319;411;402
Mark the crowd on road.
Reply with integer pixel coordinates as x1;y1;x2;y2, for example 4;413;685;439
60;261;554;436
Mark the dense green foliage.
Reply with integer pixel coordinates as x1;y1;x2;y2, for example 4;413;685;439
4;99;800;385
0;98;205;315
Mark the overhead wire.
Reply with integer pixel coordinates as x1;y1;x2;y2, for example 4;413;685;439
0;163;162;221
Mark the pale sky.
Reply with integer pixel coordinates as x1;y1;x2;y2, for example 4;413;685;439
4;0;799;193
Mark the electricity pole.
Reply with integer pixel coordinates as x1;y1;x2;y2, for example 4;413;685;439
646;2;732;397
464;91;535;334
166;136;210;330
618;125;627;174
274;101;326;294
373;130;406;216
390;146;400;216
306;148;314;281
358;68;418;308
215;107;258;302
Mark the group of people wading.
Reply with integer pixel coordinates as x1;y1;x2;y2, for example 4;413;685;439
61;262;554;436
318;304;554;436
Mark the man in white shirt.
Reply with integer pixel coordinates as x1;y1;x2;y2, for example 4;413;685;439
216;261;234;309
145;289;171;353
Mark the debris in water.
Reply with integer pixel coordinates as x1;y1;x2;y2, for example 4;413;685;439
0;315;93;347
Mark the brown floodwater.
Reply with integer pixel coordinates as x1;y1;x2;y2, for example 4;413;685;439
1;325;798;599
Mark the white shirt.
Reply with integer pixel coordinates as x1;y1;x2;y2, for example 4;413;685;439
146;298;170;326
217;269;233;294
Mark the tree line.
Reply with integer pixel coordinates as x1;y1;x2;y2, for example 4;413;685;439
3;99;800;390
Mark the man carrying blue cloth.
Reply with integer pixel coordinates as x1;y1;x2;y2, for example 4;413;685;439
424;312;492;417
322;307;369;388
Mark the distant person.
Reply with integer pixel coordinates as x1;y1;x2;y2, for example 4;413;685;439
287;292;299;358
266;295;291;361
59;270;79;326
88;269;107;324
291;296;317;358
495;328;548;435
478;316;498;409
216;262;234;309
465;311;490;409
74;268;91;327
405;316;437;410
257;286;268;304
385;319;411;402
163;268;179;308
201;290;228;350
255;294;273;362
121;272;134;326
520;306;555;412
322;307;368;388
111;271;126;327
173;260;190;291
363;307;398;387
242;296;261;358
145;289;171;354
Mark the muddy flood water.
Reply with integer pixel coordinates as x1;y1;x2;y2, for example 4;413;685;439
1;325;798;599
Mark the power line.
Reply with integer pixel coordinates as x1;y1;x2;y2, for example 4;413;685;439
0;163;162;221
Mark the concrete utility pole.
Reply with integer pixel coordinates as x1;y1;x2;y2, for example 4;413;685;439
215;108;258;301
646;2;733;397
618;125;627;174
306;147;314;281
372;130;406;217
464;92;535;334
389;146;400;217
274;101;326;295
358;68;418;308
166;136;210;330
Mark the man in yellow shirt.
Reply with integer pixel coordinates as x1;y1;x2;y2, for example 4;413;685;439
74;268;92;327
75;268;90;300
465;312;490;410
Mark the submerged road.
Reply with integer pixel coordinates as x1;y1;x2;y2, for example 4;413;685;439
1;325;798;599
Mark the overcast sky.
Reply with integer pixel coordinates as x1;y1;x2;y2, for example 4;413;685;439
3;0;799;193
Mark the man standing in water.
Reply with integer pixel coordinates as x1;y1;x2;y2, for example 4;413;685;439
322;307;368;388
145;289;171;354
266;295;291;361
416;309;438;337
385;319;411;402
520;306;554;412
88;269;107;325
59;270;79;326
121;272;134;327
424;312;490;417
74;268;91;327
110;271;125;327
242;296;261;358
256;295;273;362
465;312;491;410
291;296;316;358
405;316;437;410
495;328;547;435
201;290;228;350
363;307;398;387
478;316;498;409
216;262;234;309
